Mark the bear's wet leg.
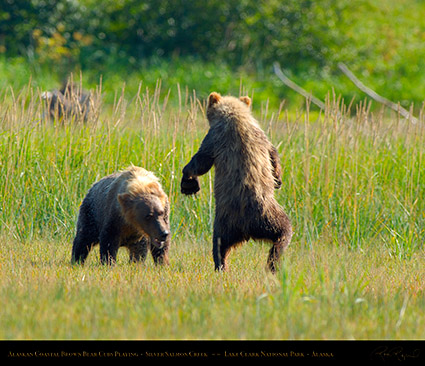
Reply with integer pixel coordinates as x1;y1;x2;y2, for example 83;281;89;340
213;236;228;271
213;229;243;271
213;223;245;271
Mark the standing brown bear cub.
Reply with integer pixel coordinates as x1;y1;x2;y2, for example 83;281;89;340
181;92;292;273
72;166;171;265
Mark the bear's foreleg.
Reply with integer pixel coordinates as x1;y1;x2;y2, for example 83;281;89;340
150;244;170;265
269;146;283;189
99;225;120;265
127;237;149;263
149;208;171;265
181;131;215;195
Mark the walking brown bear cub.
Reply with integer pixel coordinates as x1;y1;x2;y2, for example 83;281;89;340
72;166;171;265
181;92;292;273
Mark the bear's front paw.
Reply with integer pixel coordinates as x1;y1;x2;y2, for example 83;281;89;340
181;176;200;195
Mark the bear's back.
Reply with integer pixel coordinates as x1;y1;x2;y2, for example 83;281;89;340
84;172;123;229
208;97;276;209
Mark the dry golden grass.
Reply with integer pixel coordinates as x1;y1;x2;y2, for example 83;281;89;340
1;82;424;339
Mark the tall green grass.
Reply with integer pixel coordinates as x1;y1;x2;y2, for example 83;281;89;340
0;80;424;339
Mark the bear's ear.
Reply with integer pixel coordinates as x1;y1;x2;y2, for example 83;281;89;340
118;193;133;209
239;96;251;107
208;92;221;107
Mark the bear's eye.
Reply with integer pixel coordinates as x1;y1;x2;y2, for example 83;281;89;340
145;214;153;220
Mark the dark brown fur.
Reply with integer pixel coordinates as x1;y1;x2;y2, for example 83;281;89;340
42;79;92;122
181;92;292;273
72;166;171;265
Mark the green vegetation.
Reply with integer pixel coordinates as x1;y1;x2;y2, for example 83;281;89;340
1;0;424;341
1;0;425;108
0;79;424;339
2;238;425;339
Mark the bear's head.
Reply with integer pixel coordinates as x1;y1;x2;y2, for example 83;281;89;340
118;191;170;249
41;90;66;110
206;92;252;126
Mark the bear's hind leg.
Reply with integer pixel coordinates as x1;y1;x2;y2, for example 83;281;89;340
71;219;99;264
71;208;98;264
267;230;292;274
267;242;284;274
250;211;292;274
72;230;96;264
213;228;245;272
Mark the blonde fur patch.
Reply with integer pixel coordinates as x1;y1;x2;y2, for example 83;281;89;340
124;165;167;206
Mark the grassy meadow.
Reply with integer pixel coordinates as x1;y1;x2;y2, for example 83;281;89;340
1;79;425;340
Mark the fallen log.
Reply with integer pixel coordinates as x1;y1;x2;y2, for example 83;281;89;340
338;62;418;123
273;62;326;110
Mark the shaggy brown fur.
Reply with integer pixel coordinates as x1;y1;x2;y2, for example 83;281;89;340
42;79;92;122
181;92;292;273
72;166;171;265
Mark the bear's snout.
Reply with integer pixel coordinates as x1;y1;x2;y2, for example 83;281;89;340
151;228;170;249
160;230;170;241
